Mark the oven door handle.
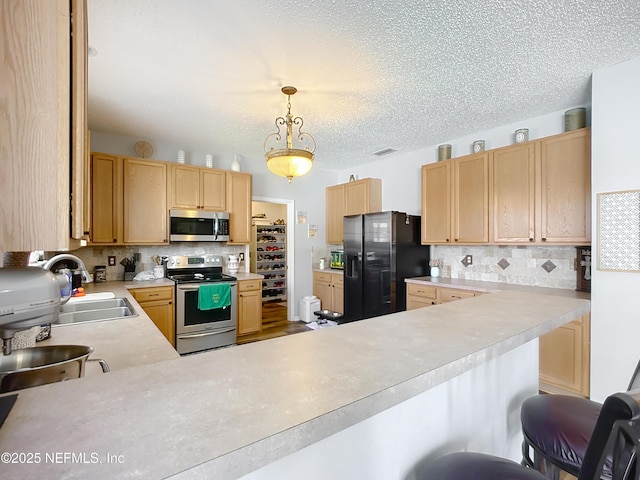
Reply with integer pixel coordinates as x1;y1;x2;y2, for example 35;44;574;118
177;328;236;339
177;284;234;292
178;286;201;292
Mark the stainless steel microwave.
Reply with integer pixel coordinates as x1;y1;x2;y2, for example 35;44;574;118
169;210;230;242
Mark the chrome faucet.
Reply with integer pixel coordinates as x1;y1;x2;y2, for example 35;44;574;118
43;254;93;283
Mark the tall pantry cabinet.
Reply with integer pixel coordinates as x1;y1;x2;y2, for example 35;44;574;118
1;0;89;251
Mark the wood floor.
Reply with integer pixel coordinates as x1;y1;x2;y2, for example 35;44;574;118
236;301;313;345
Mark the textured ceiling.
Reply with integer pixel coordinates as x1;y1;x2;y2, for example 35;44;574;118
87;0;640;170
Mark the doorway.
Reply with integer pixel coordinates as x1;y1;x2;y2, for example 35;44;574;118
251;197;295;325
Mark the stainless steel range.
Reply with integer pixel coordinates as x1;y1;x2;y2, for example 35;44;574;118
166;254;237;355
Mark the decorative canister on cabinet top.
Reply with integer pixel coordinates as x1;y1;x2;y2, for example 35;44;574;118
438;144;451;161
514;129;529;143
565;108;586;131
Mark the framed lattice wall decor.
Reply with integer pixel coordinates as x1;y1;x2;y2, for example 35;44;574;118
597;189;640;272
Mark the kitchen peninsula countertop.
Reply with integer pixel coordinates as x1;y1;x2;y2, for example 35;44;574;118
405;276;590;299
0;289;589;479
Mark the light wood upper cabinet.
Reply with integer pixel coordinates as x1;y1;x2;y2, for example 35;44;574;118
226;171;252;244
326;178;382;244
90;153;121;244
422;128;591;246
123;158;168;244
90;154;167;245
539;128;591;244
170;164;226;211
345;178;382;216
421;154;489;245
326;184;346;244
1;0;88;251
490;142;537;243
421;162;452;244
453;153;490;243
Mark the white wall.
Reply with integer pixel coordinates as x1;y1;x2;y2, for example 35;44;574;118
590;56;640;401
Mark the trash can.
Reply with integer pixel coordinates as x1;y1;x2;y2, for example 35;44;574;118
299;295;321;323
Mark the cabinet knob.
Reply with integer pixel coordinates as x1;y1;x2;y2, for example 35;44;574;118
541;237;547;242
446;239;450;242
529;238;534;242
454;239;458;242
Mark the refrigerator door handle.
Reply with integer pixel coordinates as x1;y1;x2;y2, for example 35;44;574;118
345;254;356;278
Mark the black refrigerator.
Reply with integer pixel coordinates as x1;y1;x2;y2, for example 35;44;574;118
343;211;430;322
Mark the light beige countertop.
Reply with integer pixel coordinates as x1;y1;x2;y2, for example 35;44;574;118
38;280;179;373
0;288;589;479
232;271;264;280
405;276;591;299
312;268;344;274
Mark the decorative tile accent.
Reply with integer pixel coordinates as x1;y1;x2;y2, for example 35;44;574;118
541;260;556;273
498;258;510;270
597;190;640;272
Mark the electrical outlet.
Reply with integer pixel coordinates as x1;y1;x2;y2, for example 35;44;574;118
465;255;473;265
238;253;245;262
108;256;116;266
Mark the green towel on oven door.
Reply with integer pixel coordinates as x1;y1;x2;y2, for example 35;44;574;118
197;284;231;310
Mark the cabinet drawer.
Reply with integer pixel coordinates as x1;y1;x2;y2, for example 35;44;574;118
314;271;332;284
130;286;173;303
238;279;261;292
331;273;344;285
407;283;437;299
438;288;475;303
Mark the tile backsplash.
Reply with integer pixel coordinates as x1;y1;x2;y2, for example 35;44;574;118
58;243;248;281
433;245;578;289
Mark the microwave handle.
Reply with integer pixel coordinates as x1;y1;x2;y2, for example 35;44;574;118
214;215;219;240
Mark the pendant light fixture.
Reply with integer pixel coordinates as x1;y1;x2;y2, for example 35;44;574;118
264;86;316;183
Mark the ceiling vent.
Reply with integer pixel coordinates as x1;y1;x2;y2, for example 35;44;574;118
371;147;398;157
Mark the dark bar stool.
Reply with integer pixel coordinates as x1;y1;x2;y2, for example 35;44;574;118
418;389;640;480
521;360;640;478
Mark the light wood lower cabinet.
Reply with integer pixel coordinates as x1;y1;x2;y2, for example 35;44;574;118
313;271;344;314
406;284;482;309
406;283;438;310
539;313;590;397
237;279;262;336
406;281;590;396
130;286;175;347
438;287;477;303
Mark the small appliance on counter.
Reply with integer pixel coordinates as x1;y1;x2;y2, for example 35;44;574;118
330;250;344;269
0;267;68;355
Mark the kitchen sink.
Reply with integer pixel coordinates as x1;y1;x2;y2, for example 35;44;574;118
60;298;131;313
56;298;137;325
